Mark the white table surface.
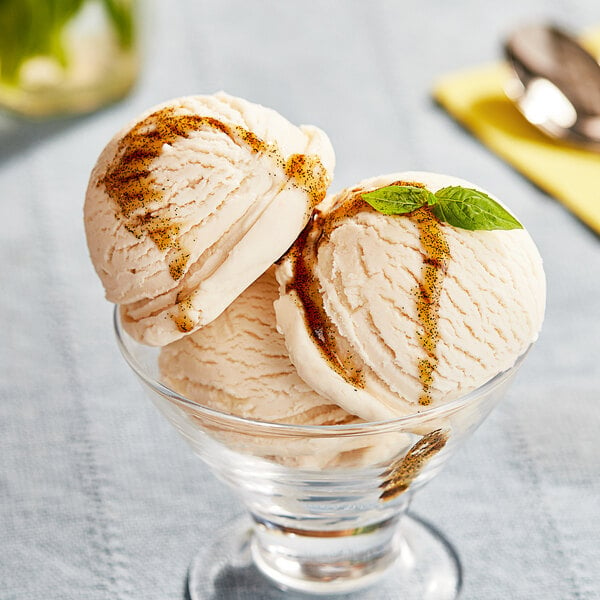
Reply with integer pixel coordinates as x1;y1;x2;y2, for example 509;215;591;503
1;1;599;599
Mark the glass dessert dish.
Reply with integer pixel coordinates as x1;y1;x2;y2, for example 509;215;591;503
115;308;528;599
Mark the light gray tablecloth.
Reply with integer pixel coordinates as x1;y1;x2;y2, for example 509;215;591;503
1;1;599;599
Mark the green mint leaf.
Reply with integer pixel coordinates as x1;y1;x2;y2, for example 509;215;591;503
431;186;523;231
362;185;434;215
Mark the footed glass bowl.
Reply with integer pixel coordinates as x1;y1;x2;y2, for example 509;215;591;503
115;308;527;599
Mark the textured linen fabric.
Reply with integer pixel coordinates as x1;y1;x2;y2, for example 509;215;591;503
1;1;599;599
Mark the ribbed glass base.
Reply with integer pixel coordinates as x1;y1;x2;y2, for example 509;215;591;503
188;513;461;599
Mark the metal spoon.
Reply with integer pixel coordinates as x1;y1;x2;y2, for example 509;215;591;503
504;24;600;150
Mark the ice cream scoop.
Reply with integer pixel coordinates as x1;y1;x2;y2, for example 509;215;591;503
159;268;355;427
275;171;546;422
159;268;401;468
85;92;334;345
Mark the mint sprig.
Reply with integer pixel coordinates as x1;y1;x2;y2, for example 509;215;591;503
362;184;523;231
360;185;432;215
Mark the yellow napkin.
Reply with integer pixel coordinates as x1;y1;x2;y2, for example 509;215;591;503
433;29;600;234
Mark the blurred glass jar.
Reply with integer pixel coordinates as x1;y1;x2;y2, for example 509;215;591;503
0;0;140;118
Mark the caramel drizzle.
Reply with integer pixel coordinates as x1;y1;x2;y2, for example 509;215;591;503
171;293;194;334
379;429;448;501
286;181;451;405
286;192;367;387
100;106;330;332
409;207;450;405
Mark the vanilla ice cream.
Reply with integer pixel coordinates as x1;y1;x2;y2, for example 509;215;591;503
85;92;334;345
275;171;546;422
159;268;404;468
159;268;356;427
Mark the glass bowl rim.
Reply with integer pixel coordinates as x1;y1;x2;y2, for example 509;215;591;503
114;306;528;437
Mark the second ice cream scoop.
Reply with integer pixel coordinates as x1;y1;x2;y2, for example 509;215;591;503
159;268;403;468
159;268;355;427
275;172;546;422
85;92;334;345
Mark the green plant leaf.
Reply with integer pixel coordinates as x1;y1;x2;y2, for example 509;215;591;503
362;185;434;215
0;0;134;85
0;0;85;83
102;0;135;49
431;186;523;230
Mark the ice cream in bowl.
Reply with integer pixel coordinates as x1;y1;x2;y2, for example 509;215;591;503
86;93;545;599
